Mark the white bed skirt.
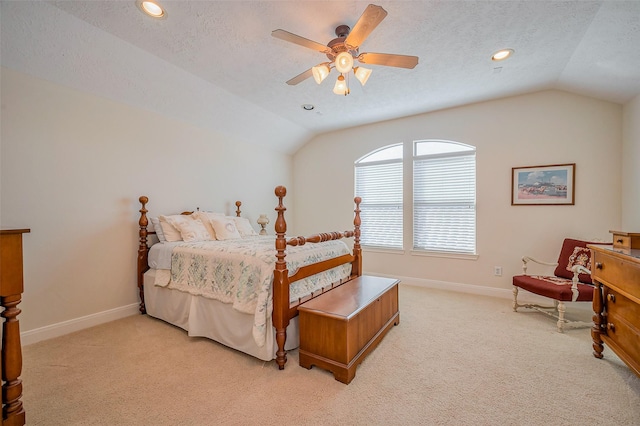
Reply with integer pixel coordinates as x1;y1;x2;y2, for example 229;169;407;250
143;269;300;361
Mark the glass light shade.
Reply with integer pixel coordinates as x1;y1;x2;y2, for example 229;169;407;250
257;214;269;235
256;214;269;226
333;75;350;95
353;67;372;86
334;52;354;74
312;63;330;84
141;1;165;17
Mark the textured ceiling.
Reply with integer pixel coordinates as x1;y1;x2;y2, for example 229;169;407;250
2;1;639;154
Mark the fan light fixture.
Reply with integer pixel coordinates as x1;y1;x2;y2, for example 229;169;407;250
335;52;354;73
312;59;371;95
333;75;350;96
312;63;331;84
353;67;372;86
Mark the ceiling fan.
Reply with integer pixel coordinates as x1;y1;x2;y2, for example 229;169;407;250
271;4;419;95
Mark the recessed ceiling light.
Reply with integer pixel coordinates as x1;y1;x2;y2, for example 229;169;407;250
137;1;166;19
492;49;514;61
301;104;315;111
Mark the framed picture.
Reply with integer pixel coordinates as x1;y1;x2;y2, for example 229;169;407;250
511;163;575;205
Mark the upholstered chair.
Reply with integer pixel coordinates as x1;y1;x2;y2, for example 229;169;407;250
512;238;602;332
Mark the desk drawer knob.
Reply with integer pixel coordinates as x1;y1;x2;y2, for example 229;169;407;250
617;239;624;244
596;262;603;270
607;293;616;303
607;323;616;332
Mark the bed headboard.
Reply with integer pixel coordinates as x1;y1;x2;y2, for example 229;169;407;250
136;196;242;313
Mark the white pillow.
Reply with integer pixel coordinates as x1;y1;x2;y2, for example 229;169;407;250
209;216;242;240
164;215;212;243
229;216;258;237
158;215;184;242
150;217;166;243
192;211;224;240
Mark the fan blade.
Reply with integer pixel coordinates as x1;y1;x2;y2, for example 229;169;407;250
272;29;332;54
344;4;388;49
286;68;314;86
358;52;419;69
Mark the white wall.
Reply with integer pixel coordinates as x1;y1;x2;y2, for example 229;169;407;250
292;90;622;293
622;94;640;230
1;72;628;342
0;68;292;340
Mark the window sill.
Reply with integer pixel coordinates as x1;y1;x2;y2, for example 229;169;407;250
410;250;478;260
362;247;405;255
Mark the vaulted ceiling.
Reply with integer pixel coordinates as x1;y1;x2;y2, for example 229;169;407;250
2;1;639;154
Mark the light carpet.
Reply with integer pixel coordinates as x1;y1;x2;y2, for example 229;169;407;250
22;284;640;425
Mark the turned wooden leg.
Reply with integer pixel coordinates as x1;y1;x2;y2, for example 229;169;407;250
512;286;519;312
138;285;146;315
275;327;287;370
592;282;604;359
556;301;566;333
1;295;25;424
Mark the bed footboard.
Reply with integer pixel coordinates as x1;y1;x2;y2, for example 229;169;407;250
272;186;362;370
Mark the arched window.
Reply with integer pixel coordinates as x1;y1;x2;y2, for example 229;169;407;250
413;140;476;254
354;144;403;249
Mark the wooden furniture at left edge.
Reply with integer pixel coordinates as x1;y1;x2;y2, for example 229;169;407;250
0;229;29;426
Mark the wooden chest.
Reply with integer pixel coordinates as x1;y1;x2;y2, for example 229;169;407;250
589;244;640;378
298;275;399;384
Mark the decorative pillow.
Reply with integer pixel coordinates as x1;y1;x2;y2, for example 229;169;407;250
229;216;258;237
158;215;184;242
209;216;242;240
192;211;225;240
554;239;595;284
164;215;212;243
150;217;166;243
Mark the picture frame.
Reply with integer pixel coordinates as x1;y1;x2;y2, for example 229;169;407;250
511;163;575;205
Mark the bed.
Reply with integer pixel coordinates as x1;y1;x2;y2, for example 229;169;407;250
136;186;362;369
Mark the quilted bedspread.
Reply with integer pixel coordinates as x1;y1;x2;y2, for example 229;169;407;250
153;236;352;346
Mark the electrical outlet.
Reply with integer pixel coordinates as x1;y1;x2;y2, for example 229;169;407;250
494;266;503;276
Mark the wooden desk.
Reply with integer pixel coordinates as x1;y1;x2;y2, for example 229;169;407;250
589;244;640;378
1;229;29;426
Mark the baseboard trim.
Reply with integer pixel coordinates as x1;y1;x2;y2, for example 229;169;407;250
21;303;140;346
368;273;593;312
393;275;512;298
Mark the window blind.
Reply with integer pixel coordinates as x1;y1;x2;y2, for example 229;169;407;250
355;161;403;249
413;152;476;253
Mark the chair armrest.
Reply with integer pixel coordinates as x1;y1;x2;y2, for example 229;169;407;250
571;265;591;276
569;265;591;302
521;256;558;275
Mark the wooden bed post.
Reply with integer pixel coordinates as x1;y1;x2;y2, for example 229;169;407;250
235;201;242;217
352;196;362;278
273;186;290;370
137;196;149;314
